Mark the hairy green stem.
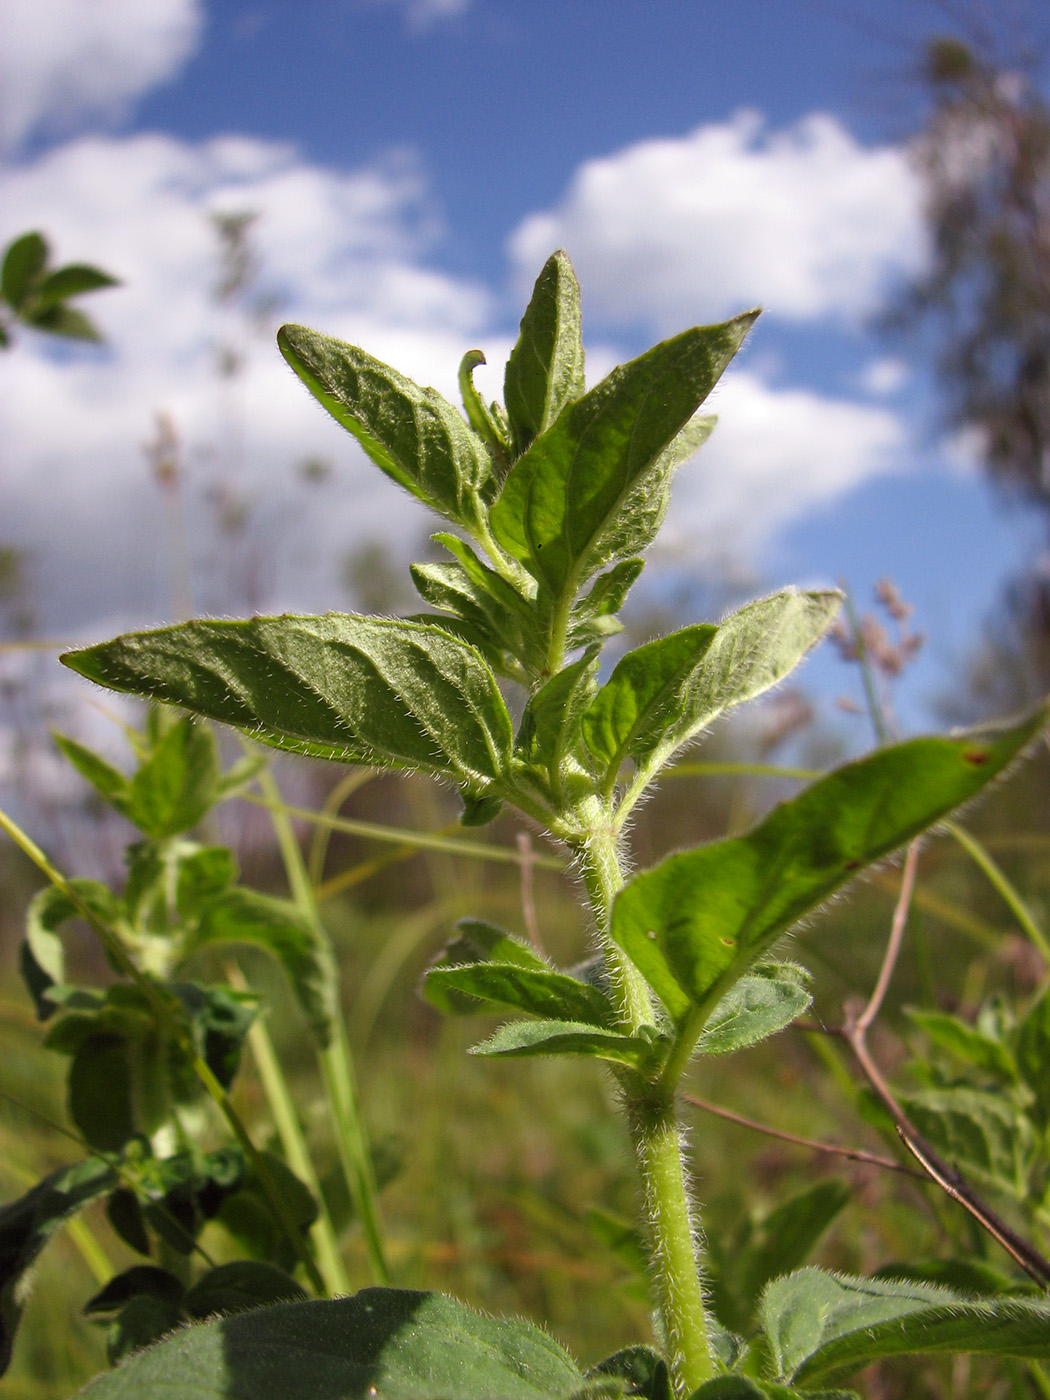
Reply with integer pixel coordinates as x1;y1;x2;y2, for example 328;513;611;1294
629;1091;715;1397
254;757;391;1285
576;821;714;1397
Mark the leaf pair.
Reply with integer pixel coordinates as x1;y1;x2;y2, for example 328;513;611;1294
423;920;665;1071
0;230;117;347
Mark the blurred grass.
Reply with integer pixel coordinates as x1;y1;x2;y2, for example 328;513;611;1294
1;736;1048;1397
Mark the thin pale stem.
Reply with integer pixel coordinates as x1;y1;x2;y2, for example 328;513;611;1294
0;802;324;1294
253;757;391;1285
226;961;350;1295
944;820;1050;965
857;839;921;1034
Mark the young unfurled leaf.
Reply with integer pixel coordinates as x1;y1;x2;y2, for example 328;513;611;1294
761;1268;1050;1384
61;614;515;798
584;592;841;795
568;558;645;648
504;250;587;458
185;887;339;1048
0;1158;117;1374
424;962;617;1028
612;703;1050;1026
30;263;119;310
278;325;492;529
585;1345;670;1400
458;349;510;467
694;963;812;1056
469;1018;665;1069
490;315;756;597
77;1287;587;1399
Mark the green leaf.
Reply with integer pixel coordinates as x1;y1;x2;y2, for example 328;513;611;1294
504;250;586;458
587;413;715;572
568;559;645;648
25;303;102;340
424;962;617;1027
709;1182;850;1334
410;558;530;675
106;1190;151;1256
0;1157;117;1374
84;1266;186;1316
69;1032;138;1152
125;717;219;838
584;592;841;792
216;1152;317;1273
1;232;47;309
183;1262;307;1319
105;1293;185;1366
518;646;600;785
77;1287;586;1399
172;982;258;1093
761;1268;1050;1384
896;1087;1037;1198
30;263;119;309
22;880;123;1019
62;614;514;797
906;1008;1018;1081
185;888;338;1048
586;1345;670;1400
469;1018;664;1069
174;844;239;922
278;325;492;528
611;702;1050;1026
490;315;756;596
423;919;549;1014
695;964;812;1056
52;732;132;812
1016;986;1050;1129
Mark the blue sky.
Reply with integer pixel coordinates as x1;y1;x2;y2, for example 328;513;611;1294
2;0;1049;736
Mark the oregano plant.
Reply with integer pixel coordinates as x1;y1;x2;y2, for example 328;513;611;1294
45;250;1050;1397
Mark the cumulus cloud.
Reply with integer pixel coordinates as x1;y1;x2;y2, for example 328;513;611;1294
657;370;907;564
0;132;495;633
509;110;927;332
0;0;204;152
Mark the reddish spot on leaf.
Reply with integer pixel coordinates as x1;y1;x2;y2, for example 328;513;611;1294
963;749;989;765
843;859;861;871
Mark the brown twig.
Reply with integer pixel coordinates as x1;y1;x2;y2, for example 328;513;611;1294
840;841;1050;1291
682;1092;925;1178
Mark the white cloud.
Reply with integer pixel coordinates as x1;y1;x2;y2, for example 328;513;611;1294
857;356;909;397
0;132;494;632
0;0;204;152
509;111;926;332
656;370;907;564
